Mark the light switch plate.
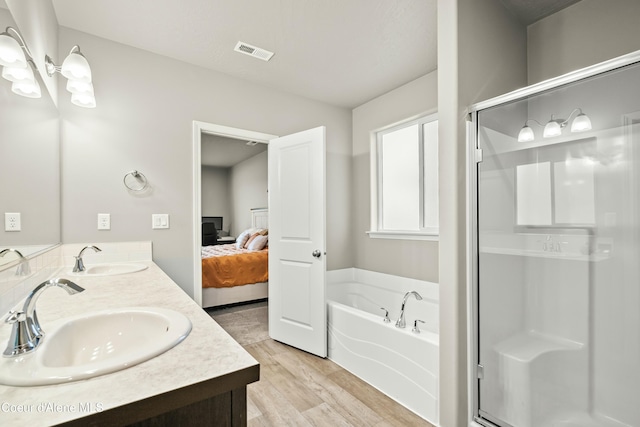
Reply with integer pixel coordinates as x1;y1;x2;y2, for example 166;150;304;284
152;214;169;229
98;213;111;230
4;213;21;231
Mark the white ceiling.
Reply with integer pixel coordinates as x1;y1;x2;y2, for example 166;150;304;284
201;134;267;168
51;0;437;109
7;1;581;109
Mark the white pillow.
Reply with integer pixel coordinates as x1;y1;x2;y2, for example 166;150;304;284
236;230;251;249
247;235;268;251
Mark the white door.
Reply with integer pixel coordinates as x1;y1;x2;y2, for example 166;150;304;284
268;126;326;357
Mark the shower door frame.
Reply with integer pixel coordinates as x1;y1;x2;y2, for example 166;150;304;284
466;49;640;427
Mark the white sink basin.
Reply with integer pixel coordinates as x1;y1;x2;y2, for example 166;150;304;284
0;307;191;386
69;263;148;276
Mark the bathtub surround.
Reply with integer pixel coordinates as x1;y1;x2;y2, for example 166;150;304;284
0;255;258;426
327;268;439;423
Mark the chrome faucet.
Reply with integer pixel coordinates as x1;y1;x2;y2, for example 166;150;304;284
3;278;85;357
73;245;102;272
0;248;31;276
395;291;423;328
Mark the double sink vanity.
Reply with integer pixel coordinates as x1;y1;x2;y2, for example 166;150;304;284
0;245;259;426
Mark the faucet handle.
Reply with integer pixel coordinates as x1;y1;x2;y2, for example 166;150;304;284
5;310;25;324
380;307;391;323
412;319;426;334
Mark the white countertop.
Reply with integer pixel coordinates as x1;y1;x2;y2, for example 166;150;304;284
0;261;259;426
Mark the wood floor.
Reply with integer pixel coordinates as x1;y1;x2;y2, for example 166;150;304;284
209;302;434;427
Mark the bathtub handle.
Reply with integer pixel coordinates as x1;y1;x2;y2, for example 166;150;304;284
412;319;426;334
380;307;391;323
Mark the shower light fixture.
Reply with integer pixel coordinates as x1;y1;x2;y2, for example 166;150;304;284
0;27;41;98
517;108;592;142
45;46;96;108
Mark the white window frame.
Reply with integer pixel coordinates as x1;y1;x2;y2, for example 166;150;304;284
368;113;439;241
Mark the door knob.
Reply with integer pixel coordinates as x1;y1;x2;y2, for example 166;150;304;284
312;250;322;258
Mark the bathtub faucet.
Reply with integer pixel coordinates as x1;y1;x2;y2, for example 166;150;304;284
395;291;422;328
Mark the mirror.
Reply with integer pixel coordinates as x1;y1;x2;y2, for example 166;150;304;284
0;6;60;268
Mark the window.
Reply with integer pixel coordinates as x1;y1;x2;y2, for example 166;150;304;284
369;114;439;240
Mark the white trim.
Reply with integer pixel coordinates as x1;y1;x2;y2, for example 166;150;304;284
366;230;439;241
192;121;277;307
466;116;480;427
469;49;640;112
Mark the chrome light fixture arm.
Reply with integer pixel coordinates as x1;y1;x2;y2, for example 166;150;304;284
44;45;82;77
552;108;585;129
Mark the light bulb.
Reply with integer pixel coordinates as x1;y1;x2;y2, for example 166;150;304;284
543;120;562;138
517;125;535;142
571;113;592;132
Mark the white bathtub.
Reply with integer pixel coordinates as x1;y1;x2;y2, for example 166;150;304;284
327;269;439;424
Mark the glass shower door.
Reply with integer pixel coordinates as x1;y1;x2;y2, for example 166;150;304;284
474;60;640;427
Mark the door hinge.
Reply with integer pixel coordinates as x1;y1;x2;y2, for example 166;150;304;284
475;148;483;163
477;364;484;379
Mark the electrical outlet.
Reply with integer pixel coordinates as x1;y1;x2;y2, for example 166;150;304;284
98;213;111;230
4;213;21;231
152;214;169;229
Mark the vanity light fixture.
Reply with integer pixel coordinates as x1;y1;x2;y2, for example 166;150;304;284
0;27;27;67
45;46;96;108
517;108;592;142
0;27;41;98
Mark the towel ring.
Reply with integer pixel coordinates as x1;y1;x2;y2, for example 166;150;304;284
123;170;148;191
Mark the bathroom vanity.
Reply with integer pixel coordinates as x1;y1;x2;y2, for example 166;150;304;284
0;261;259;426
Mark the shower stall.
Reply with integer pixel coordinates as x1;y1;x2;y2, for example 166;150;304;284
469;52;640;427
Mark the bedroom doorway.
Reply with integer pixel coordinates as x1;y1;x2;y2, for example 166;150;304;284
193;122;329;357
192;121;277;307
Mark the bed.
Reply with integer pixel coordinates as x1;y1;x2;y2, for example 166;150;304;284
202;208;269;308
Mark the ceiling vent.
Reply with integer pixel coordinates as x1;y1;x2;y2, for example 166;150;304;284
234;41;274;62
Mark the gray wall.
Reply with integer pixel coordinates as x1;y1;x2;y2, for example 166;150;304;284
201;166;230;233
351;72;438;282
438;0;527;425
59;26;353;297
0;8;60;249
528;0;640;84
229;151;268;236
